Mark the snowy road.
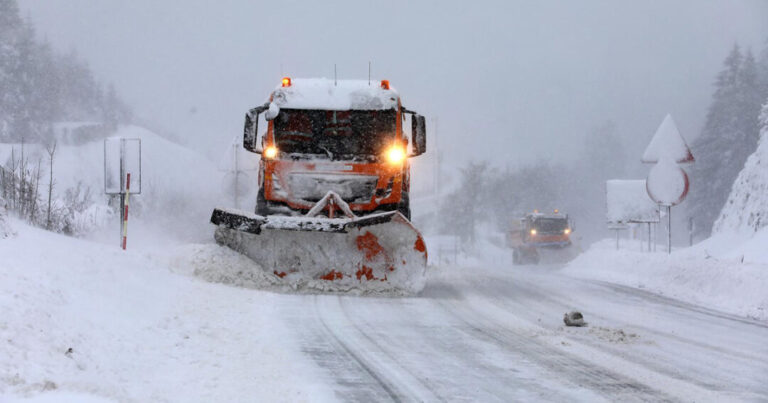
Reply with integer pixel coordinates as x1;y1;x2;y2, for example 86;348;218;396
283;264;768;402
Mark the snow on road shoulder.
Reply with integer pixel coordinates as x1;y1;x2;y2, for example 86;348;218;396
562;236;768;321
0;221;332;402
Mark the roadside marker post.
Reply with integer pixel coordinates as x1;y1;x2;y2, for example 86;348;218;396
104;138;141;249
122;173;131;250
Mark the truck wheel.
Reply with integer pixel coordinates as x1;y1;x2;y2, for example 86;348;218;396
255;188;269;215
512;249;521;265
397;191;411;220
531;250;541;265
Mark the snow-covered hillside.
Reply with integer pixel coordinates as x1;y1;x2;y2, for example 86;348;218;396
0;124;226;241
713;104;768;235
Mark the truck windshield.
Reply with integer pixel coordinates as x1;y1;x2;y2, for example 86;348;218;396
533;218;568;232
274;109;396;157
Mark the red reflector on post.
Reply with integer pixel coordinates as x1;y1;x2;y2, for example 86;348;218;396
380;79;390;90
281;77;291;87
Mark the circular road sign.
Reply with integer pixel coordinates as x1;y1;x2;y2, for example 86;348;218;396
646;159;689;206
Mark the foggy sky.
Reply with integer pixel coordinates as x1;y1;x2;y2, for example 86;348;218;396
18;0;768;171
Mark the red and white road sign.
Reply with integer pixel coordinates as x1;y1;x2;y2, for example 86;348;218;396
646;158;689;206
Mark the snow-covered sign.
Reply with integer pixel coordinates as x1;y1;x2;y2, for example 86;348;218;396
641;114;694;164
104;137;141;194
606;180;659;223
646;158;689;206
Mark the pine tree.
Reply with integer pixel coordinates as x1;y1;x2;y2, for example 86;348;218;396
758;38;768;100
688;45;764;238
0;0;25;141
0;0;131;144
439;162;489;246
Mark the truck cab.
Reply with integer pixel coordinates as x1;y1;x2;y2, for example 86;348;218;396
243;78;426;219
522;211;572;248
508;210;574;265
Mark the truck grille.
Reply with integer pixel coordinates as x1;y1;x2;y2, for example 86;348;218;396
287;173;379;203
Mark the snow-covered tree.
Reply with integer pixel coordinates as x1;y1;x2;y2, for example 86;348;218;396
439;162;489;245
758;38;768;98
0;0;130;143
688;45;765;238
0;194;13;238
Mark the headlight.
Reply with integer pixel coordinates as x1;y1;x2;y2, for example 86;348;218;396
263;146;278;159
564;228;571;235
386;146;406;164
530;229;537;236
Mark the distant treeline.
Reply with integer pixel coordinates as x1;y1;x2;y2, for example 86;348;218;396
0;0;131;143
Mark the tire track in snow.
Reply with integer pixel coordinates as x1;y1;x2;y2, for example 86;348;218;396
493;272;768;397
477;276;730;392
593;280;768;329
493;273;768;366
337;295;573;402
336;298;445;401
435;296;676;402
310;295;403;402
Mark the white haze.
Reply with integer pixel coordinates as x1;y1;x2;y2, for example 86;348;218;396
17;0;768;222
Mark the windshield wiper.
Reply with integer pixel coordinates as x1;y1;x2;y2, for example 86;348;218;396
318;145;334;160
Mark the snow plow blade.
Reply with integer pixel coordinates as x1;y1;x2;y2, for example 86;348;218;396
210;208;428;295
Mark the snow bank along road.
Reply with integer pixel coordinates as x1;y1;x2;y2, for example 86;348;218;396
2;224;767;402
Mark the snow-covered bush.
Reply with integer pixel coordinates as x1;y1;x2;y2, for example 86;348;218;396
45;183;113;236
71;203;114;236
0;195;15;238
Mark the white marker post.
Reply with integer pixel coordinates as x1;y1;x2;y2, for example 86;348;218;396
122;173;131;250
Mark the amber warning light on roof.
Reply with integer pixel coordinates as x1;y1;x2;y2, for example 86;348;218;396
281;77;292;87
380;80;390;90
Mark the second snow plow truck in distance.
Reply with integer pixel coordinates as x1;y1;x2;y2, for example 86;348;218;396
507;210;574;265
211;77;428;294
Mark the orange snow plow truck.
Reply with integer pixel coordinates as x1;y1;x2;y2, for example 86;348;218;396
507;211;574;265
210;77;428;294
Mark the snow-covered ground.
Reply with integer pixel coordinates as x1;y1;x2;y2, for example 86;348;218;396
0;217;334;402
3;121;768;401
0;124;225;240
2;209;768;401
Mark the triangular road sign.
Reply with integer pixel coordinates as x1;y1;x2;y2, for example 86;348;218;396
641;114;694;164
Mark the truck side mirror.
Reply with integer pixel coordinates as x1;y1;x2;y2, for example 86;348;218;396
243;103;269;153
411;114;426;156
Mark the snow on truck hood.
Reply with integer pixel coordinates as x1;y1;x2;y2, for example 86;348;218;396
271;78;399;110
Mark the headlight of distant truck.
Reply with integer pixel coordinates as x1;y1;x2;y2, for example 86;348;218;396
386;146;406;164
530;229;537;236
564;228;571;235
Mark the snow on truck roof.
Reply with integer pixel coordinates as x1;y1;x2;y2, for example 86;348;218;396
270;78;400;111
